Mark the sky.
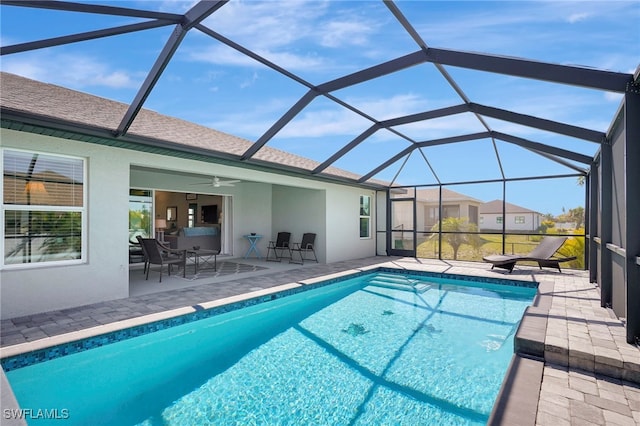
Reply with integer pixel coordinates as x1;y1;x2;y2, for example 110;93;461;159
1;0;639;216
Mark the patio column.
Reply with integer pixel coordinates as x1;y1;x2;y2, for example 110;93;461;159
625;83;640;344
588;164;598;283
599;138;612;308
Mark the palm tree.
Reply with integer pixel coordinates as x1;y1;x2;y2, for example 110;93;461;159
431;217;480;260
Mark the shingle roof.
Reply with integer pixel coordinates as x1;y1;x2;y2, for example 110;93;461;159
415;187;483;204
0;72;368;184
479;199;540;214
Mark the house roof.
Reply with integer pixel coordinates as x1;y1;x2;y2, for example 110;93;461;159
415;187;483;204
0;72;373;186
479;199;540;215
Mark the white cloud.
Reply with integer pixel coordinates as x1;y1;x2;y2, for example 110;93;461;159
604;91;624;103
2;52;140;89
320;20;375;48
240;71;259;89
277;107;371;138
346;93;429;121
187;44;326;71
566;12;591;24
185;0;381;71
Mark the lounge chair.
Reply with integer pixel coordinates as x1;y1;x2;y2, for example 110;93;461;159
290;233;318;265
266;232;291;262
138;238;186;282
483;236;576;273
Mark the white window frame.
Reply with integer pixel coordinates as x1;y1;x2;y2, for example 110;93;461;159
359;195;371;239
514;215;526;224
1;148;87;269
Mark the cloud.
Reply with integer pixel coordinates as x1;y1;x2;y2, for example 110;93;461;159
410;1;637;61
185;0;381;72
604;92;624;103
187;43;326;71
320;19;375;48
240;71;259;89
2;52;140;90
277;106;371;138
566;12;591;24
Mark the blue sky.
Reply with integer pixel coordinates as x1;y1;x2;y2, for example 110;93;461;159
1;1;639;216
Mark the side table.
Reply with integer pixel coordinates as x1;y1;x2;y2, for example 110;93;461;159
243;234;262;258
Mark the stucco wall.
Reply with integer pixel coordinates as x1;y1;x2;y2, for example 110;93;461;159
1;128;378;319
325;188;377;263
271;185;326;262
480;212;540;231
1;129;130;319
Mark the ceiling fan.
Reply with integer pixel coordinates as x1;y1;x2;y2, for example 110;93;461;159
190;176;241;188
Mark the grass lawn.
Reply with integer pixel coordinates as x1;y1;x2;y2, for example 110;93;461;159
416;233;585;269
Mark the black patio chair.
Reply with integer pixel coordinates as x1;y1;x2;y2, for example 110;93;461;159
138;237;186;282
266;232;291;262
290;233;318;265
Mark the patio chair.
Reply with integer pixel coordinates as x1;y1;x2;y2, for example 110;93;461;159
129;238;145;265
135;235;149;274
138;238;186;282
483;236;576;273
266;232;291;262
290;233;318;265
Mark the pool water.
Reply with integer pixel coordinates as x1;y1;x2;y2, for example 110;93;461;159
5;272;536;425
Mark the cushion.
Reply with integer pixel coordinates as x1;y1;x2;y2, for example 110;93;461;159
183;227;218;237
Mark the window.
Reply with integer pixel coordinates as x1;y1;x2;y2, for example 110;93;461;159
3;149;85;266
188;203;197;228
129;189;152;240
496;216;503;224
514;216;525;224
442;205;460;219
359;195;371;238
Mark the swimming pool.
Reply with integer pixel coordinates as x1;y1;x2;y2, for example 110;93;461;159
3;269;537;425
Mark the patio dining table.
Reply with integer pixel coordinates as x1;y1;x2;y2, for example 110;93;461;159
186;248;218;274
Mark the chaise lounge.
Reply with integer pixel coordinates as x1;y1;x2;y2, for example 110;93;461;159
483;236;577;273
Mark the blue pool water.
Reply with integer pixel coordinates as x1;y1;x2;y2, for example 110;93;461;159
5;271;536;425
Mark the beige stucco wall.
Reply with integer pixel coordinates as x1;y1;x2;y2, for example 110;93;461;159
1;128;378;319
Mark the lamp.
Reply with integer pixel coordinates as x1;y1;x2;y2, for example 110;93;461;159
155;218;167;242
24;181;49;204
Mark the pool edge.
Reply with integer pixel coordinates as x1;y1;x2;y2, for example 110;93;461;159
488;281;553;425
487;354;544;426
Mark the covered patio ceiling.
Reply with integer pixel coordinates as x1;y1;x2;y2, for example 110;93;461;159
1;0;638;191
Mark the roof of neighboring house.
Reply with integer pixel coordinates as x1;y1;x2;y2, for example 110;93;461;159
412;187;483;204
479;199;541;214
0;72;378;186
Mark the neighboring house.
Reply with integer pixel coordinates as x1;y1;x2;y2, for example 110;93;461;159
390;187;482;233
388;187;483;251
479;200;542;232
0;72;382;319
417;188;483;230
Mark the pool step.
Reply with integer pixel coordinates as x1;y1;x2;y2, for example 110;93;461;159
367;275;430;294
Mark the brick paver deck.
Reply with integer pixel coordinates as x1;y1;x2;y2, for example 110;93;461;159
1;257;638;425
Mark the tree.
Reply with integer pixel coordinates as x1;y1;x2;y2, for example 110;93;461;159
430;217;480;260
556;206;584;229
567;207;585;229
